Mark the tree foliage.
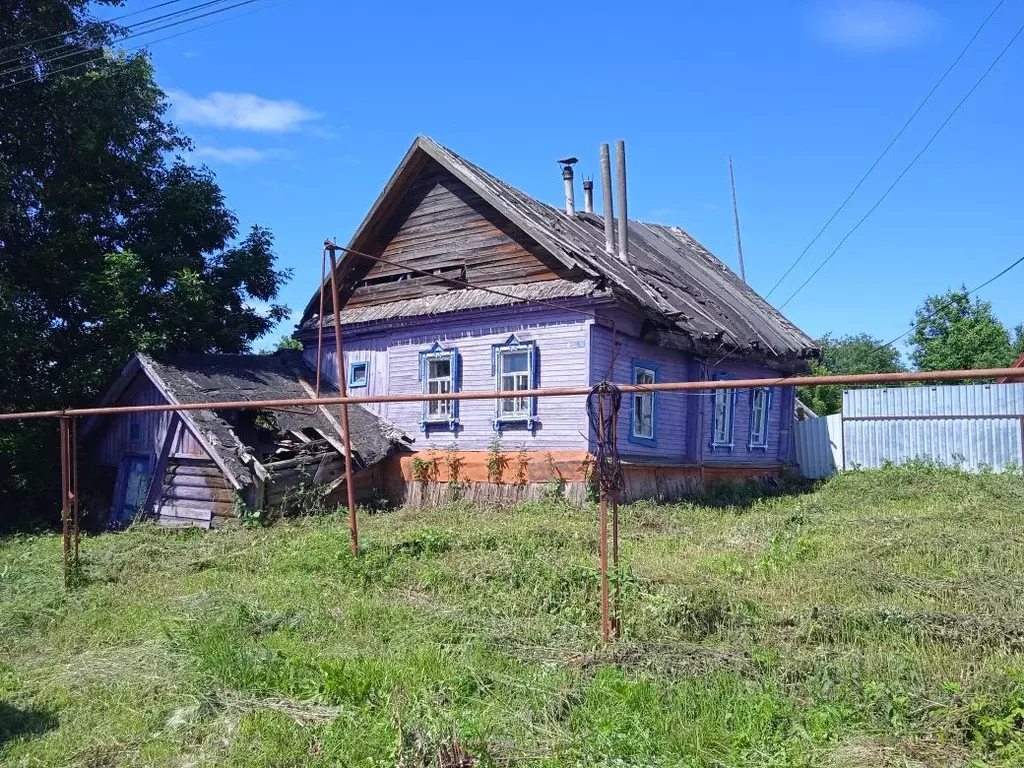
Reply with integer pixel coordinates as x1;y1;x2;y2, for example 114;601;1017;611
797;334;907;416
909;289;1022;374
0;1;290;528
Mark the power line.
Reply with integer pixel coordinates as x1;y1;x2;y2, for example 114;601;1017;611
0;0;194;59
778;19;1024;311
0;0;237;71
0;0;250;79
764;0;1008;299
0;0;280;91
872;253;1024;352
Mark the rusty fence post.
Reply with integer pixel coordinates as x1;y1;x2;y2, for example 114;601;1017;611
59;416;71;587
610;400;621;640
327;244;359;557
597;392;610;646
72;416;80;568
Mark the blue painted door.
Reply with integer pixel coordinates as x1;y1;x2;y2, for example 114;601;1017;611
116;456;152;525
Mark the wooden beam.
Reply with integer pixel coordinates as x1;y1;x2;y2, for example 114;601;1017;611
144;414;179;517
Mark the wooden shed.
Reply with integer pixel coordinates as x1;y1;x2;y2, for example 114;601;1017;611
81;351;409;528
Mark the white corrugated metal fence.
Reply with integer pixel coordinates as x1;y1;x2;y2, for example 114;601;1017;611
793;382;1024;477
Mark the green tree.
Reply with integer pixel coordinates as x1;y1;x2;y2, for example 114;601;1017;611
0;1;291;528
909;289;1020;373
797;333;906;416
260;335;303;354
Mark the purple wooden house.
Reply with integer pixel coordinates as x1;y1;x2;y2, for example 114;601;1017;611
297;137;819;502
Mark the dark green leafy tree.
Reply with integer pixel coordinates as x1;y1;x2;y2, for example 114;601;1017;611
1;1;291;529
797;334;906;416
909;290;1021;374
260;336;303;354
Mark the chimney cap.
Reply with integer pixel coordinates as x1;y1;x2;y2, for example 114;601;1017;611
558;156;578;167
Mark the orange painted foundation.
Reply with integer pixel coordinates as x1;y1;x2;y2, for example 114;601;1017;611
379;450;783;506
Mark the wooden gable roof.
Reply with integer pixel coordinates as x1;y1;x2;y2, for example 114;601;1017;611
301;136;818;369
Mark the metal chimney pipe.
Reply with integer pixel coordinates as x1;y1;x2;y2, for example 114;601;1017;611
600;144;615;255
562;163;575;216
615;140;629;264
582;177;594;213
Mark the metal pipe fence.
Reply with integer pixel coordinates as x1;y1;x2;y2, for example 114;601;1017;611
6;366;1023;635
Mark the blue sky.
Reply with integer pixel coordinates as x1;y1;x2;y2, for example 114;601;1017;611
104;0;1023;355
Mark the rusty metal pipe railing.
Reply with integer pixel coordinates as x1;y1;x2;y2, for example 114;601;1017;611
5;368;1023;423
326;243;359;556
315;244;327;399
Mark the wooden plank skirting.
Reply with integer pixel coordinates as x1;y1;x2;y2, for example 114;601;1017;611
384;451;783;506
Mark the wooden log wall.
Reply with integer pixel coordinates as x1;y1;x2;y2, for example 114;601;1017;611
154;456;235;528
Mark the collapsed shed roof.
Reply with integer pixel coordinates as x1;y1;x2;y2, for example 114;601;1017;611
84;351;409;491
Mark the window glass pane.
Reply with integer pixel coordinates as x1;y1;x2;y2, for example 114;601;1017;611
714;388;731;443
634;392;653;438
635;368;654;386
501;351;528;374
429;358;450;379
424;353;454;422
751;389;768;444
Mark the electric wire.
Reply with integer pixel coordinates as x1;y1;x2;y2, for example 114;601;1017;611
0;0;235;70
870;253;1024;352
764;0;1008;299
0;0;194;59
777;18;1024;311
0;0;259;80
0;0;278;91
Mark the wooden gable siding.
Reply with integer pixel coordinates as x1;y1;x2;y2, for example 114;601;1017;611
96;375;205;467
345;163;570;309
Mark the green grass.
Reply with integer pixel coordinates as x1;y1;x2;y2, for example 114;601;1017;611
3;465;1024;766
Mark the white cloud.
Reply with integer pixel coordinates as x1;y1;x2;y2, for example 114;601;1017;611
193;146;267;164
192;145;294;165
168;89;319;132
810;0;939;52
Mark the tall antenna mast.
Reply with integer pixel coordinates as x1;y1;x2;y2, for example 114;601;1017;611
728;155;747;284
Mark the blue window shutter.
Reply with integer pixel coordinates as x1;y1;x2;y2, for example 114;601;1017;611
528;343;538;429
747;388;756;448
450;348;460;431
729;388;737;445
492;346;501;430
418;350;427;431
709;373;738;452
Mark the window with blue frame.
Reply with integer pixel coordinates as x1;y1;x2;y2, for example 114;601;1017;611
710;374;736;449
347;361;369;388
748;387;771;449
492;334;538;430
418;342;459;431
630;360;657;446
